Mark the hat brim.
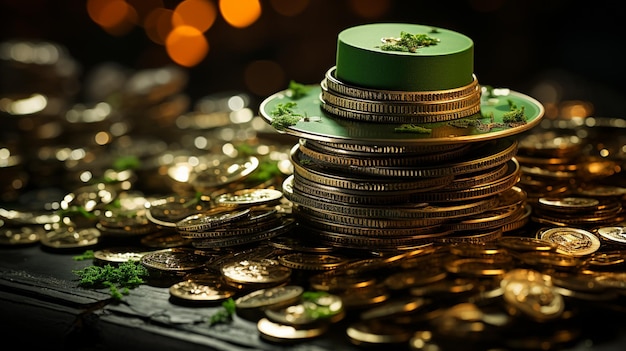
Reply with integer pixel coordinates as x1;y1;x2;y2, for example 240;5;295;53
259;85;544;145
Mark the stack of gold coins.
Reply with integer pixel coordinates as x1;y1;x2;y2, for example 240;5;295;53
171;188;297;249
282;136;526;251
321;67;481;124
261;67;544;254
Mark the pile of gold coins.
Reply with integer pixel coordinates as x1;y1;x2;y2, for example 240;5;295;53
4;39;626;350
284;137;526;252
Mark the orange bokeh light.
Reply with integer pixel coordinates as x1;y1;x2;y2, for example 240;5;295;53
219;0;262;28
166;25;209;67
173;0;217;33
87;0;138;36
144;7;175;45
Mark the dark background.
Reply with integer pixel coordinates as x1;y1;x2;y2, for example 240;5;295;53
1;0;625;117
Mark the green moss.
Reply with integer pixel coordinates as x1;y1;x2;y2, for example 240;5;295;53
270;102;303;130
394;124;432;134
380;31;439;53
73;260;148;300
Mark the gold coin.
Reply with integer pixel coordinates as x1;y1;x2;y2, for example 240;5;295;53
235;285;303;310
346;319;413;346
257;317;327;343
500;268;564;322
175;207;251;232
264;293;344;326
538;227;601;256
277;253;350;271
169;276;237;302
593;225;626;245
140;248;207;272
496;236;560;252
93;247;152;264
214;188;284;207
220;258;291;285
444;257;511;278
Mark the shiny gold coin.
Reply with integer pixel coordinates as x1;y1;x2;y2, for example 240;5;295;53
277;253;350;271
444;257;511;278
220;258;291;285
257;317;327;343
500;268;564;322
593;225;626;245
140;248;208;272
537;227;601;257
346;319;413;347
235;285;304;312
93;247;152;264
169;274;237;302
536;196;601;213
496;236;560;252
213;188;284;207
264;292;344;326
175;207;251;232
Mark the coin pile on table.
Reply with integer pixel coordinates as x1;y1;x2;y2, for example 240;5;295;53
260;79;544;254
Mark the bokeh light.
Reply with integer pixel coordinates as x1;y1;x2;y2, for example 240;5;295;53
144;7;175;45
219;0;262;28
173;0;218;33
86;0;138;36
166;25;209;67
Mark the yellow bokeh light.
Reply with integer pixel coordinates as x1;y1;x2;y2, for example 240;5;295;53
166;25;209;67
173;0;217;33
219;0;262;28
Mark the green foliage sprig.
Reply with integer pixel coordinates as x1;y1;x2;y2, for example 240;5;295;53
73;250;95;261
502;105;526;123
288;80;312;99
380;31;439;53
73;260;149;300
208;298;236;326
270;102;303;130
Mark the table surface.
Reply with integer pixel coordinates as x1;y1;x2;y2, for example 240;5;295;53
3;240;626;351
